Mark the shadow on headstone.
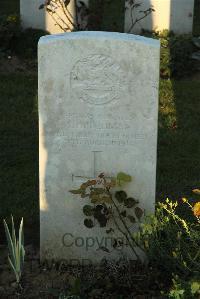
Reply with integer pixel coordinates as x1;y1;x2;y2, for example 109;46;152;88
124;0;153;35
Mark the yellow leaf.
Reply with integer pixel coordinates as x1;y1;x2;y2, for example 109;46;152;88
193;202;200;217
182;197;188;203
117;172;132;183
192;189;200;195
144;240;149;249
101;196;112;204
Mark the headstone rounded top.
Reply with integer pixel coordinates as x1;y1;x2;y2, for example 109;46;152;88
39;31;160;48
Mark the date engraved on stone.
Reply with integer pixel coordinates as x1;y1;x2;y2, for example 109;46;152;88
70;55;126;105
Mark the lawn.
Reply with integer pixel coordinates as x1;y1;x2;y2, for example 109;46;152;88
0;3;199;297
0;0;200;244
157;78;200;199
0;71;200;238
0;74;39;240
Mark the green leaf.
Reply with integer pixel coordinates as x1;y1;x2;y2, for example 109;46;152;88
135;207;143;220
81;192;89;198
101;196;112;204
11;216;16;253
69;189;83;195
4;217;24;284
81;180;97;190
93;206;108;227
191;281;200;295
83;205;94;216
19;218;24;247
3;219;16;269
117;172;132;183
115;191;127;203
97;215;108;227
124;197;137;208
120;210;127;217
8;256;19;283
192;189;200;195
91;188;105;195
84;219;94;228
90;193;103;204
127;215;136;223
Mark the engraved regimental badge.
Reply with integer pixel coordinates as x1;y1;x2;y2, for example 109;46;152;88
70;55;126;105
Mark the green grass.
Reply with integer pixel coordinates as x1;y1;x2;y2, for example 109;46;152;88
0;73;199;230
0;74;38;226
157;78;200;200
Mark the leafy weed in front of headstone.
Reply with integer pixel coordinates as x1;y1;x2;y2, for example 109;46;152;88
69;172;144;261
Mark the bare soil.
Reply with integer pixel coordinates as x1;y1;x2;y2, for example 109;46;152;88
0;244;167;299
0;56;37;75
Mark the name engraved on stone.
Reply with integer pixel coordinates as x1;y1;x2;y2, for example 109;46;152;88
52;115;147;148
64;115;132;130
70;55;126;105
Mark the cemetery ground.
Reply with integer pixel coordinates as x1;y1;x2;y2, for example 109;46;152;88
0;8;200;299
1;55;200;226
0;40;200;298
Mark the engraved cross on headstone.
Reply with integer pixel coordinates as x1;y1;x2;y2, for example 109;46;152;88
72;151;102;183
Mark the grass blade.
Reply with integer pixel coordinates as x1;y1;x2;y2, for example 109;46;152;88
3;219;16;268
11;215;17;251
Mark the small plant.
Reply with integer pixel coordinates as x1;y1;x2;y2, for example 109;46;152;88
138;197;200;297
59;277;81;299
143;30;198;78
3;216;25;285
169;275;200;299
70;172;144;261
190;188;200;220
0;14;21;53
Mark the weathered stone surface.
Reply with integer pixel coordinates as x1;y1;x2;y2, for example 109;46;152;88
38;31;160;262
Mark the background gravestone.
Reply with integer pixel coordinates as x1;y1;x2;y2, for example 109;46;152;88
39;31;160;262
124;0;195;35
89;0;124;32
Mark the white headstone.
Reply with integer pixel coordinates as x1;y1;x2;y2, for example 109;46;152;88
20;0;89;34
39;31;160;263
125;0;194;35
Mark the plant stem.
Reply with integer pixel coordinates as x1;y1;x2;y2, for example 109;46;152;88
106;186;144;262
58;0;77;29
128;5;153;33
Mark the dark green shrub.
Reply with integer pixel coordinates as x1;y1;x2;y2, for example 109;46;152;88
0;14;47;58
138;198;200;297
143;30;198;78
12;28;48;59
0;14;21;53
164;35;196;78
